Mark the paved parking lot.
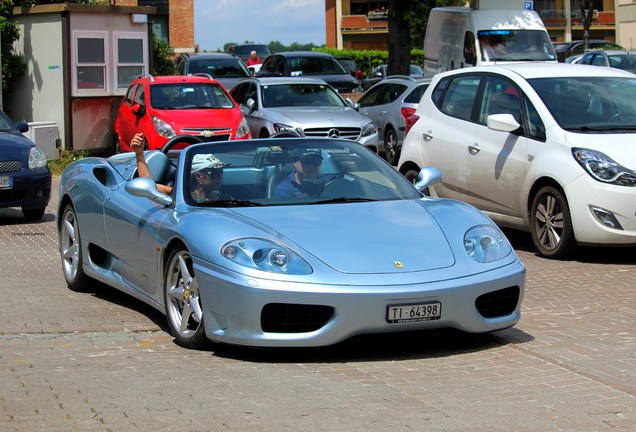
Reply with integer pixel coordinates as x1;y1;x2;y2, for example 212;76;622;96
1;176;634;431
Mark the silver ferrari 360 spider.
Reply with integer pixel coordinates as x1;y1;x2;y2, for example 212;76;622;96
57;136;525;349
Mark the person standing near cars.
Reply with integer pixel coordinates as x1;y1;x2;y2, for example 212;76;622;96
246;50;261;66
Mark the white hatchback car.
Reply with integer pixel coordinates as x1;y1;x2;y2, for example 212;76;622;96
398;63;636;258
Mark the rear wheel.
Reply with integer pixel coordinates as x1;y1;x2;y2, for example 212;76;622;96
59;203;91;291
530;186;575;259
164;247;209;349
384;128;399;165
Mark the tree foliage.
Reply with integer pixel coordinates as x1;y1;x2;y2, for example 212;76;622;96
152;33;175;76
386;0;466;75
1;0;27;101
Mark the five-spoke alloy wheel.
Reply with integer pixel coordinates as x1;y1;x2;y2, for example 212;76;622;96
164;247;209;349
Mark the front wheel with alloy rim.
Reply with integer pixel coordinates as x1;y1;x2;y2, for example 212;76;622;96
164;247;209;349
384;128;399;165
530;186;575;259
59;203;92;291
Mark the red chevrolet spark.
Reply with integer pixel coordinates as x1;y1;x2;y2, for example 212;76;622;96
114;74;251;151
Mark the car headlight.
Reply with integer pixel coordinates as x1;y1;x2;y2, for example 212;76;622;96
28;146;48;169
464;225;512;263
361;121;378;138
221;238;312;275
572;148;636;187
151;115;176;139
236;117;250;138
273;123;299;134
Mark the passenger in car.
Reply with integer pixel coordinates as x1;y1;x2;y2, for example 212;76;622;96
190;153;230;202
130;133;173;195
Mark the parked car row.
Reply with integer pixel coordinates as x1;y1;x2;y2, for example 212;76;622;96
107;49;634;261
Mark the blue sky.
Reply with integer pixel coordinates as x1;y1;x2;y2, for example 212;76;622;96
193;0;326;51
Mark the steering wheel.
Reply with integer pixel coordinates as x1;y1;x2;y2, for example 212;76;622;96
160;135;204;154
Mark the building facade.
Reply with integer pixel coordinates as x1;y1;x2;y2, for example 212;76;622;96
325;1;634;50
117;0;194;53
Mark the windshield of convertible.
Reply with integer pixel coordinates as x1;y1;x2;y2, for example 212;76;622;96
183;139;421;207
529;76;636;131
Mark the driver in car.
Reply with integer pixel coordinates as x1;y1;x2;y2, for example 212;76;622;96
274;150;324;198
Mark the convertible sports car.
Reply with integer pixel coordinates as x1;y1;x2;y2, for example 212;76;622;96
57;136;525;349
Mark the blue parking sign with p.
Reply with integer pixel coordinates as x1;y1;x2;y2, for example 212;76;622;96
524;1;534;10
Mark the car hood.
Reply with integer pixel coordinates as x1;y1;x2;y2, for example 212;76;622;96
563;131;636;169
231;200;455;274
266;106;370;128
156;108;243;130
0;131;36;159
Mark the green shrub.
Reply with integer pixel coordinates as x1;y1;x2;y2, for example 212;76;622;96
48;150;90;175
315;48;424;77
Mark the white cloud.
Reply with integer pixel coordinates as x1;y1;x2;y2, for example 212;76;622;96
193;0;325;51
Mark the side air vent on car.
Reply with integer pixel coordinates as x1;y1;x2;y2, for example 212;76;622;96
475;286;520;318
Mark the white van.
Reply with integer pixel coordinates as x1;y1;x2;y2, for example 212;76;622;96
424;6;557;77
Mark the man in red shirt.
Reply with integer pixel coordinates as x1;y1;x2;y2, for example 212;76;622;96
246;50;261;66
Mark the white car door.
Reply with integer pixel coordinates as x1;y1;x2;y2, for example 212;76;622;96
462;75;529;217
416;73;482;202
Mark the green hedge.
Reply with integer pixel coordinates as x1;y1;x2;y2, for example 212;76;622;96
314;48;424;77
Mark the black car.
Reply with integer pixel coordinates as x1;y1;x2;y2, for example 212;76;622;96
228;44;271;63
0;109;51;220
174;52;251;90
553;39;625;62
336;56;363;80
256;51;362;93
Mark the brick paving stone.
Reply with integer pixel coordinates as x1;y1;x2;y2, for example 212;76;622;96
0;176;634;431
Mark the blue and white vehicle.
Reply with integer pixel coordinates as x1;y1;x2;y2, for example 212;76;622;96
57;136;525;349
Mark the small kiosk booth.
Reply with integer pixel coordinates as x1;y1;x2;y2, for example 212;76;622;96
8;3;155;155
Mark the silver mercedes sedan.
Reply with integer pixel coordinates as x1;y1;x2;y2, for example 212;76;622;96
230;76;379;150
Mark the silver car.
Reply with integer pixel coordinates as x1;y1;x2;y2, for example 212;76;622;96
356;76;431;165
230;77;378;149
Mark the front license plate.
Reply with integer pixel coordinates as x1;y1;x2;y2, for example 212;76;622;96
0;176;13;189
387;302;441;323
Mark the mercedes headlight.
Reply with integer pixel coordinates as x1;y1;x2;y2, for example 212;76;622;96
572;148;636;186
152;115;176;139
361;121;378;138
221;238;312;274
28;146;48;169
273;123;299;134
464;225;512;263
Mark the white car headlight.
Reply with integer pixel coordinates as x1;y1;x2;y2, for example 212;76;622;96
221;238;312;274
28;146;48;169
572;148;636;187
361;121;378;138
464;225;512;263
152;115;176;139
